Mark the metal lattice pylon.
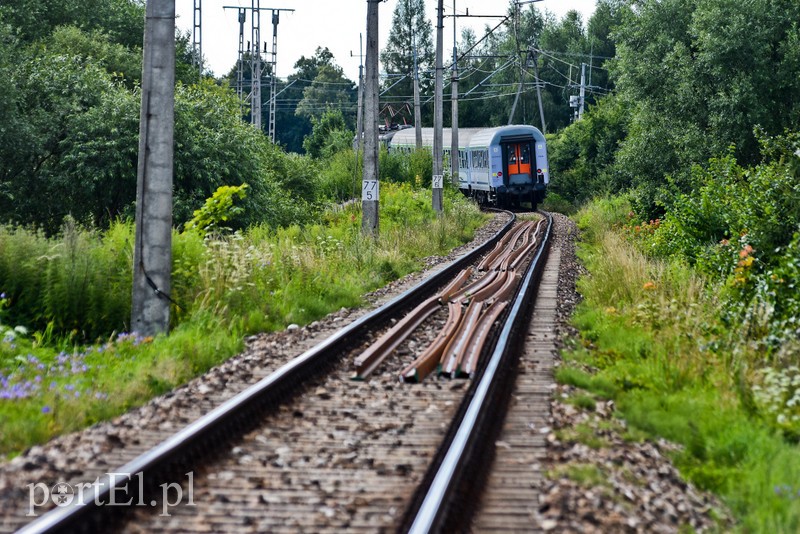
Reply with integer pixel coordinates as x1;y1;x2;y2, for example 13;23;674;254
192;0;202;72
268;10;280;142
251;0;262;130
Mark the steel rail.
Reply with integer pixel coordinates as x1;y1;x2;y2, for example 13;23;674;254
18;212;516;534
400;300;464;383
352;266;474;379
509;218;546;271
403;211;553;533
499;218;544;271
487;220;534;271
440;299;486;376
459;299;509;377
450;269;498;303
477;220;529;271
352;295;441;379
400;217;541;382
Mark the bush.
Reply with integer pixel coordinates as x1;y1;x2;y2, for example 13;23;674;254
625;131;800;348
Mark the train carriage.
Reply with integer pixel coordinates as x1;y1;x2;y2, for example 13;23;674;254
388;125;549;209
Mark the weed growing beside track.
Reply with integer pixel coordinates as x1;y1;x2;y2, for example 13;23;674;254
0;184;486;457
559;198;800;532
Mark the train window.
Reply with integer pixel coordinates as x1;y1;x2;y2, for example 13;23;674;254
508;149;517;165
520;144;530;164
471;150;488;169
459;150;469;170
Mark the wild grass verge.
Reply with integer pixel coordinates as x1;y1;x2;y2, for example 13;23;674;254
559;196;800;532
0;183;486;457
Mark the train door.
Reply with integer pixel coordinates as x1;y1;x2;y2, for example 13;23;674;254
505;142;532;183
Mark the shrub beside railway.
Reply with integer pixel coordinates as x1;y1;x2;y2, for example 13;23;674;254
558;131;800;532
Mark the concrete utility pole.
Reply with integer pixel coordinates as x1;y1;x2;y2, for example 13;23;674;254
236;8;246;113
192;0;202;73
354;33;365;153
450;0;459;185
132;0;176;336
578;62;586;120
362;0;380;236
251;0;262;130
432;0;444;213
532;50;546;133
413;33;422;149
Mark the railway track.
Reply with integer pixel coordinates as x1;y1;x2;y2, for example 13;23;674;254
12;210;555;533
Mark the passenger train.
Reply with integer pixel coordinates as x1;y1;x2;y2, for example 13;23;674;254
385;125;549;209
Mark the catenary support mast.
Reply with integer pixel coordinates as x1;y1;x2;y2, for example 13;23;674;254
450;0;459;187
132;0;176;336
362;0;381;236
192;0;202;73
432;0;444;213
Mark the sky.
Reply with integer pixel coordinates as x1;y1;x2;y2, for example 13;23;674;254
175;1;598;82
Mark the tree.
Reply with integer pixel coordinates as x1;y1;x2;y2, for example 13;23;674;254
295;56;356;125
302;108;353;159
271;47;355;153
611;0;800;216
0;0;145;48
380;0;434;116
49;26;143;87
585;0;625;95
0;24;24;205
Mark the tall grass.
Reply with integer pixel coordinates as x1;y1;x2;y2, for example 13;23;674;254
0;218;132;341
562;197;800;532
0;183;486;457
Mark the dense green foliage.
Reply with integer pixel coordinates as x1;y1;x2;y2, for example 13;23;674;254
381;0;434;112
630;133;800;350
551;0;800;215
271;47;357;154
548;0;800;355
303;108;353;159
0;6;318;234
0;0;145;48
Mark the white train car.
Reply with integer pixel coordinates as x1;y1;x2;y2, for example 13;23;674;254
388;125;549;208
